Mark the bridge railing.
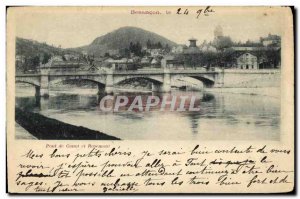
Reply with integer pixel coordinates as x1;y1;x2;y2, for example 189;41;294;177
224;68;281;74
16;67;221;76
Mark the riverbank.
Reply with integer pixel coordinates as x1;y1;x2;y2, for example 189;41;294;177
206;87;280;98
15;122;37;140
15;108;120;140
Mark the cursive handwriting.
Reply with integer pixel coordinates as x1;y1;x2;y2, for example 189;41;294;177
13;144;294;193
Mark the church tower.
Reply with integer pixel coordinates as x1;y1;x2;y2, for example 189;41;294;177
214;25;223;38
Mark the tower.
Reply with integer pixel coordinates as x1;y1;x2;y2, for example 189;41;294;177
188;38;197;47
214;25;223;38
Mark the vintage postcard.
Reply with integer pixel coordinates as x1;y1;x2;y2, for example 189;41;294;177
7;6;294;194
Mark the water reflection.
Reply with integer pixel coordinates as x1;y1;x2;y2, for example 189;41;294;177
15;89;280;141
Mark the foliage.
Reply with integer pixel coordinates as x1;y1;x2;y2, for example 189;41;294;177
264;48;281;68
146;39;163;49
42;53;51;64
213;36;234;51
200;51;219;68
183;54;202;68
129;42;143;56
235;40;263;47
15;37;79;72
23;55;40;73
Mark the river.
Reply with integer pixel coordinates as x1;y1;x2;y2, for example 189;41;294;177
15;86;280;140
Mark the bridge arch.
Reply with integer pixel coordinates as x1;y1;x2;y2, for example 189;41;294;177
49;78;104;86
187;76;215;87
15;79;40;88
16;80;42;97
112;76;165;92
172;74;215;88
48;77;107;95
49;76;105;85
113;76;164;86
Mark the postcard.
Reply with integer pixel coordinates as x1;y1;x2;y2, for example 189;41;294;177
7;6;294;194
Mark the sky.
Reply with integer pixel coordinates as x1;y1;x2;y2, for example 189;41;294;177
11;6;289;48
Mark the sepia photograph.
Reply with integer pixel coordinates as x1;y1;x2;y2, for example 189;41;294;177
14;7;281;141
6;6;294;194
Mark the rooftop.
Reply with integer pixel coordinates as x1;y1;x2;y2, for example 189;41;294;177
189;37;197;41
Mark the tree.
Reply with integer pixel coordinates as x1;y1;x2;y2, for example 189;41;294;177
24;55;40;73
201;51;218;69
146;39;152;49
220;48;236;68
128;41;143;56
136;42;142;56
129;42;134;52
184;54;202;68
157;42;162;49
213;36;233;52
165;44;171;53
122;48;130;58
42;53;51;64
264;48;281;68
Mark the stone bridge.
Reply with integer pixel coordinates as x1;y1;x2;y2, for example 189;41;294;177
15;68;224;97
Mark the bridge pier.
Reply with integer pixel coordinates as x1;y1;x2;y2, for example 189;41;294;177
150;71;171;92
34;85;49;98
35;87;41;97
151;84;161;92
40;88;49;97
37;63;51;97
97;83;106;95
105;72;114;94
161;70;171;92
213;71;225;88
40;75;49;97
35;96;49;111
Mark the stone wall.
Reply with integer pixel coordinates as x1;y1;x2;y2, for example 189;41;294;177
222;69;280;88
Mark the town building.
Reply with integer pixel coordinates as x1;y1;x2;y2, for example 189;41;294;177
236;52;258;70
231;46;260;51
52;55;64;62
50;60;84;73
81;51;88;56
199;41;217;52
161;55;184;69
63;54;80;61
150;57;161;67
183;38;201;54
106;58;137;70
146;48;163;57
171;45;188;54
108;49;120;56
16;55;26;63
87;64;99;73
141;56;151;65
15;55;26;72
229;45;281;69
261;34;281;47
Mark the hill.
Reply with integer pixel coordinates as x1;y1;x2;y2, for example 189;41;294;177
74;26;177;56
15;37;82;72
16;37;62;57
16;37;80;58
